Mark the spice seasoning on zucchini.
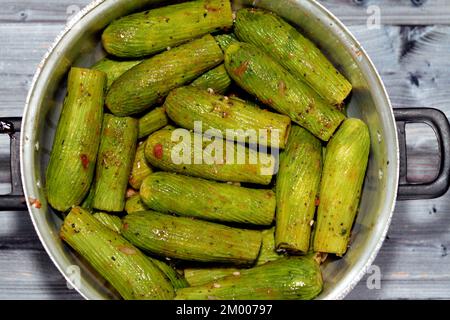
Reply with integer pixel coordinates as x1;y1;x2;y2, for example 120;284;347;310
46;67;105;212
225;42;345;141
140;172;275;225
106;34;224;116
129;142;153;190
234;8;352;106
175;257;323;300
92;57;142;90
60;207;174;300
191;64;232;94
92;114;138;212
165;86;291;148
138;107;169;139
276;125;323;254
121;211;262;265
125;193;149;214
102;0;233;58
313;118;370;256
144;129;275;185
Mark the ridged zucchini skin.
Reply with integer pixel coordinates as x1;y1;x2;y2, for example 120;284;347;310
138;107;169;139
144;129;274;185
81;185;96;212
92;57;142;90
191;64;231;94
313;118;370;256
46;68;105;212
150;259;189;290
102;0;233;58
93;212;123;234
122;211;262;265
184;268;240;287
257;227;281;266
276;126;323;253
125;193;149;214
92;115;138;212
215;33;238;52
106;35;224;116
224;42;345;141
91;211;188;289
183;228;281;286
129;142;153;190
165;86;291;148
234;8;352;106
140;172;275;225
60;207;174;300
175;257;323;300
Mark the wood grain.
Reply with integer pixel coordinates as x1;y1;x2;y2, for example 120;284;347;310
321;0;450;25
1;0;449;25
1;0;450;300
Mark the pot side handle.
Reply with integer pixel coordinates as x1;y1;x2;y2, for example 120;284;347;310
394;108;450;200
0;118;27;210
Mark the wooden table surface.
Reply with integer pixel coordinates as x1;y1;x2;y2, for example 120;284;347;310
1;0;450;300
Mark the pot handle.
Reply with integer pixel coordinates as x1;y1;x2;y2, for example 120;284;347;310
0;117;26;210
394;108;450;200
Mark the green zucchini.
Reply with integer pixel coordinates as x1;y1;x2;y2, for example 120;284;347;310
46;68;105;212
150;259;189;290
183;228;281;287
81;185;96;212
144;128;275;185
106;34;224;116
313;118;370;256
92;57;142;90
225;42;345;141
91;211;188;289
92;115;138;212
191;64;231;94
184;267;241;287
215;33;238;52
129;142;153;190
93;212;123;234
125;193;149;214
234;8;352;106
60;207;174;300
122;211;262;265
276;125;323;253
175;257;323;300
138;107;169;139
165;86;291;148
102;0;233;58
257;227;281;266
140;172;275;225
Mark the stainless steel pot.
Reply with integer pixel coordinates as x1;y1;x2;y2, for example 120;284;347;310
0;0;449;300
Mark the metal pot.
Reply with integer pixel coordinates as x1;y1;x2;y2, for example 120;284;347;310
0;0;449;300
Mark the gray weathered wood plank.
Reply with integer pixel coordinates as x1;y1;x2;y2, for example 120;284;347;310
321;0;450;25
1;0;450;25
0;250;81;300
0;0;91;23
348;197;450;299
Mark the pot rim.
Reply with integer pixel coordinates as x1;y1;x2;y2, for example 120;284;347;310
21;0;399;300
